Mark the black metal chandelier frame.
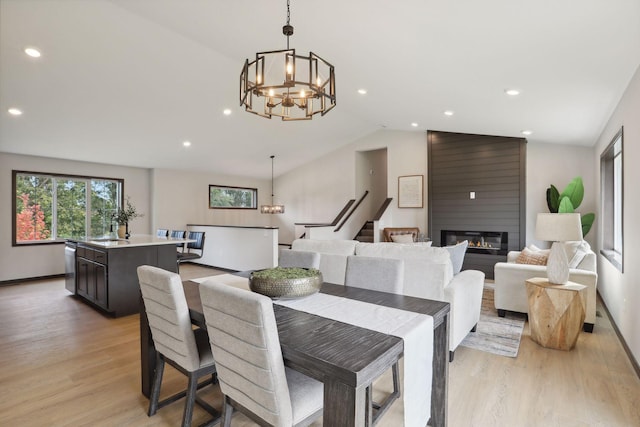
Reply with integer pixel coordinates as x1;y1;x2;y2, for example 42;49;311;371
240;0;336;121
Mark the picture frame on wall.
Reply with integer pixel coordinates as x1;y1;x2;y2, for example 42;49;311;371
398;175;424;208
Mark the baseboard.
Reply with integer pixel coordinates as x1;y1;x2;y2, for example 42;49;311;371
0;273;65;287
598;292;640;379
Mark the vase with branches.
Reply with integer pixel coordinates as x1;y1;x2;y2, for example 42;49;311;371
99;196;143;239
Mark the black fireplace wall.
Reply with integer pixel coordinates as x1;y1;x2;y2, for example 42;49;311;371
428;131;526;279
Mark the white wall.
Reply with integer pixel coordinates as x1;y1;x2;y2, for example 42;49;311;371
526;143;597;249
0;152;151;282
593;64;640;365
356;148;388;212
150;168;271;231
274;130;429;243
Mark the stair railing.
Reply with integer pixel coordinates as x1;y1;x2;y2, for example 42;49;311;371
335;191;369;232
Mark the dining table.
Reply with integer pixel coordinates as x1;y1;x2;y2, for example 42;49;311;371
139;278;450;427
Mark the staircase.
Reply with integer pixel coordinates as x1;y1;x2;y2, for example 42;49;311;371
355;221;374;243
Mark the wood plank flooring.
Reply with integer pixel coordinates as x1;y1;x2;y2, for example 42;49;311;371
1;264;639;426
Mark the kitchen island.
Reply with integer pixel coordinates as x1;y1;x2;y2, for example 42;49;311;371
66;235;190;317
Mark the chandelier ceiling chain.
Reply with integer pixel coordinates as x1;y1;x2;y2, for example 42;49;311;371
285;0;291;50
240;0;336;121
261;155;285;214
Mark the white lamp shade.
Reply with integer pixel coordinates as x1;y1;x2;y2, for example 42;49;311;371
535;213;583;242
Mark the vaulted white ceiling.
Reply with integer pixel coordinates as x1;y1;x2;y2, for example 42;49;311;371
1;0;639;178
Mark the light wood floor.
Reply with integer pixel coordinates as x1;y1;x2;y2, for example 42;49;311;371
1;264;639;427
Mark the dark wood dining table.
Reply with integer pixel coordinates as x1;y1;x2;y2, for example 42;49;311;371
140;280;450;427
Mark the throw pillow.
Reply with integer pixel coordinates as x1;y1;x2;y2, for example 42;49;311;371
391;233;414;243
527;244;550;256
444;240;468;274
516;247;548;265
562;240;589;268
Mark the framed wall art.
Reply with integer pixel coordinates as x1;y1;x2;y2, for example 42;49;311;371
398;175;423;208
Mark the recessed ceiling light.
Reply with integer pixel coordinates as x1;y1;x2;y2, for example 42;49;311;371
182;141;192;147
411;122;418;127
521;130;533;136
8;108;23;116
505;89;520;96
358;89;367;95
223;108;232;115
444;110;454;116
24;47;41;58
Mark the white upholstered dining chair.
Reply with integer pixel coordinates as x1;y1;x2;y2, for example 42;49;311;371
344;255;404;425
199;280;324;427
137;265;218;427
278;248;321;269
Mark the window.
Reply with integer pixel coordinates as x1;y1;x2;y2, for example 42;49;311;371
209;185;257;209
13;171;123;245
600;128;623;271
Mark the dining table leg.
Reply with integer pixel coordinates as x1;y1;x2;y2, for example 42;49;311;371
431;312;450;427
323;379;367;426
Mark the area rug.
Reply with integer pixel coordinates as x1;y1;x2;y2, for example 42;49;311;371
459;286;526;358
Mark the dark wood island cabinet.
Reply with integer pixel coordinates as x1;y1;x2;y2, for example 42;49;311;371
67;235;191;317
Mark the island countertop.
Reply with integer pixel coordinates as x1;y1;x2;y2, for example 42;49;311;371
68;234;193;249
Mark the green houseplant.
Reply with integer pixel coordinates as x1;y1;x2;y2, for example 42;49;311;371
546;176;595;237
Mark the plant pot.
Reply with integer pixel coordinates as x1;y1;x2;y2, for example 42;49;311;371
249;268;323;299
117;225;126;239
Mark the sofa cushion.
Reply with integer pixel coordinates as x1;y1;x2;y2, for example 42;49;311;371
444;241;468;274
527;244;551;256
291;239;357;256
516;247;548;265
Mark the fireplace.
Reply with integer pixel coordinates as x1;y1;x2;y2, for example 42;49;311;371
441;230;508;256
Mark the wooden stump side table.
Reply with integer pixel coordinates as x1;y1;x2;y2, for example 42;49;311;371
525;277;587;351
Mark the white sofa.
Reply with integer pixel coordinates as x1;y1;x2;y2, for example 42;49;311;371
290;239;485;359
493;242;598;332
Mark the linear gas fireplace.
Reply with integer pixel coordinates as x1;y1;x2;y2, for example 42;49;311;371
441;230;508;256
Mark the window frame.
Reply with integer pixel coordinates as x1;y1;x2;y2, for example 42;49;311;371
600;128;624;272
208;184;258;210
12;170;124;246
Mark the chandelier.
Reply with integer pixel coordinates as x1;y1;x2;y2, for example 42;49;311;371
261;155;285;214
240;0;336;121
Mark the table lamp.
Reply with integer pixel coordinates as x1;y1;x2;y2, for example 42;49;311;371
535;213;583;284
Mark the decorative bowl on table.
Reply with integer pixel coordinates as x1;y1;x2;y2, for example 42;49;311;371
249;267;323;299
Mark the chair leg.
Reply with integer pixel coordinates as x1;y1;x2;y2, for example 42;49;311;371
148;353;165;417
221;395;234;427
449;350;455;362
181;372;199;427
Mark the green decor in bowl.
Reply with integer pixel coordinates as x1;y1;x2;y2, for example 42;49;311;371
249;267;323;299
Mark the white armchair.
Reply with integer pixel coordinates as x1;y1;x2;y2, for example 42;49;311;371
493;242;598;332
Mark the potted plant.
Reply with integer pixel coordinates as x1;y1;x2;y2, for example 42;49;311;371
112;197;143;239
545;176;595;237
